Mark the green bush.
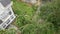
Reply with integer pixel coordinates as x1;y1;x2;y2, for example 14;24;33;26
40;0;60;31
0;28;16;34
19;22;55;34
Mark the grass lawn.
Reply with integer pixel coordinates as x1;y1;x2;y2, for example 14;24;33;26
12;0;37;27
0;0;56;34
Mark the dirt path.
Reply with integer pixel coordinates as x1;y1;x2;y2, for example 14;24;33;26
32;2;44;23
32;2;41;22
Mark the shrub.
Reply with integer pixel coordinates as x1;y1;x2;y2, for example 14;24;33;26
19;22;55;34
40;0;60;31
0;28;16;34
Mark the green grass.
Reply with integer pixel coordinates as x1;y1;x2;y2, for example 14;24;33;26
12;1;55;34
12;0;37;27
0;0;56;34
13;1;35;16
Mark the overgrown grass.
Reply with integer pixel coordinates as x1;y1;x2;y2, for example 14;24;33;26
13;1;36;16
0;0;56;34
12;0;55;34
12;0;37;27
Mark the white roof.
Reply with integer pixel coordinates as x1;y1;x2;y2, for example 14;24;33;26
0;0;12;15
0;0;11;7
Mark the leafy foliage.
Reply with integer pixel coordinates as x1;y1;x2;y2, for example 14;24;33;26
19;22;55;34
40;0;60;31
0;28;16;34
0;0;59;34
12;0;55;34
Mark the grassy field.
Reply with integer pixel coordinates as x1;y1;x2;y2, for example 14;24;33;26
12;0;55;34
12;0;37;27
0;0;59;34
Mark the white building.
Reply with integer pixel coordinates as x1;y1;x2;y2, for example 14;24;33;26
0;0;16;29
